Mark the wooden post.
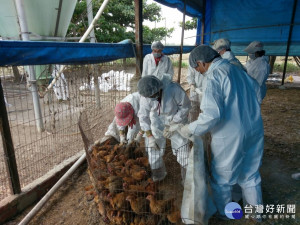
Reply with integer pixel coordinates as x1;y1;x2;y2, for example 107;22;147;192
0;79;21;194
177;0;186;84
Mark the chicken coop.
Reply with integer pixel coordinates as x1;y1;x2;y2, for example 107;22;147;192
78;110;191;225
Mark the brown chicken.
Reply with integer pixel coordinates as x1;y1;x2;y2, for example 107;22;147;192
136;157;149;167
113;210;124;225
130;168;147;181
108;178;123;194
146;195;175;215
99;190;110;203
109;192;128;210
122;176;137;185
167;205;181;223
126;195;149;215
144;178;158;195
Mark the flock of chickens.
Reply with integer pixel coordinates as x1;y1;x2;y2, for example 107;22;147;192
85;139;181;225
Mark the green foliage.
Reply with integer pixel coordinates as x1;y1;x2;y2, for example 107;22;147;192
67;0;174;43
172;60;188;68
179;18;197;30
273;63;300;73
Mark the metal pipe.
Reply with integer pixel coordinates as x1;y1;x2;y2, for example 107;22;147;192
177;0;186;83
0;79;21;194
43;0;111;97
14;0;44;132
18;152;87;225
54;0;63;37
134;0;143;78
281;0;298;85
87;0;100;108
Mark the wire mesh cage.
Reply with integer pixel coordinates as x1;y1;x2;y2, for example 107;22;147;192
0;60;134;201
78;111;191;225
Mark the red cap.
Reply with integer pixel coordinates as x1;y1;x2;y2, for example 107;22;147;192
115;102;134;126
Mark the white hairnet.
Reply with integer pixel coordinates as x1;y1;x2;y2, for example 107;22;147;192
244;41;264;53
213;38;231;52
137;75;163;97
189;45;219;67
151;41;164;50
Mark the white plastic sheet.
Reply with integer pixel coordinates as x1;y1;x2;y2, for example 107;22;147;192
181;137;216;225
79;70;134;92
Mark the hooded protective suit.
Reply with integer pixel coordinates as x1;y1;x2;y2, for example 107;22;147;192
245;56;270;100
142;54;174;80
188;58;264;216
187;66;206;122
138;75;191;174
105;92;141;143
221;51;246;72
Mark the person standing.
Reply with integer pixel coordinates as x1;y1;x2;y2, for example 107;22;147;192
178;45;264;218
244;41;270;101
142;41;174;80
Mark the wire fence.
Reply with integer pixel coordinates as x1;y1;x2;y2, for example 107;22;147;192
0;59;136;201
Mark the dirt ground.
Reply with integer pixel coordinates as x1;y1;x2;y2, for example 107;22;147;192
3;84;300;225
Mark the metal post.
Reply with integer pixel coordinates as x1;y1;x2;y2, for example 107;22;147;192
134;0;143;78
14;0;44;132
87;0;100;108
281;0;298;85
54;0;63;37
0;79;21;194
177;0;186;83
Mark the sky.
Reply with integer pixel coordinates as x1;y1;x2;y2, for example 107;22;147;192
144;0;197;46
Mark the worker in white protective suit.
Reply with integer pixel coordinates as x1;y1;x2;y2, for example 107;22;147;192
178;45;264;219
187;65;206;122
212;38;246;71
103;92;143;145
245;41;270;101
137;75;191;182
142;41;174;80
51;65;69;102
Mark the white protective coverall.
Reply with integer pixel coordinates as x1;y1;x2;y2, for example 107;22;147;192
245;56;270;100
187;66;206;122
51;65;69;101
188;58;264;216
221;51;246;71
142;54;174;80
138;75;191;172
105;92;141;143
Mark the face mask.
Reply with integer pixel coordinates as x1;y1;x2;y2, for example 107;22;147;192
153;53;162;58
249;53;256;60
221;51;230;59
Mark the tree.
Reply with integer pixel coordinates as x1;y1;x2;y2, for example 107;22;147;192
179;17;197;30
67;0;174;43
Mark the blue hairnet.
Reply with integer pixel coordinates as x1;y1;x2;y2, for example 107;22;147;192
137;76;163;97
189;45;219;67
151;41;164;50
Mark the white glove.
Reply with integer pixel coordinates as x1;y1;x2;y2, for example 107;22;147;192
195;88;203;95
120;134;127;145
164;122;184;139
178;124;193;141
134;131;144;143
190;84;196;92
148;136;159;150
163;126;172;139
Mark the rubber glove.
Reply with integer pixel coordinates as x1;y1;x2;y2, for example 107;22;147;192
190;84;196;92
148;135;159;150
163;126;171;139
178;124;193;141
134;131;144;143
120;134;127;145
